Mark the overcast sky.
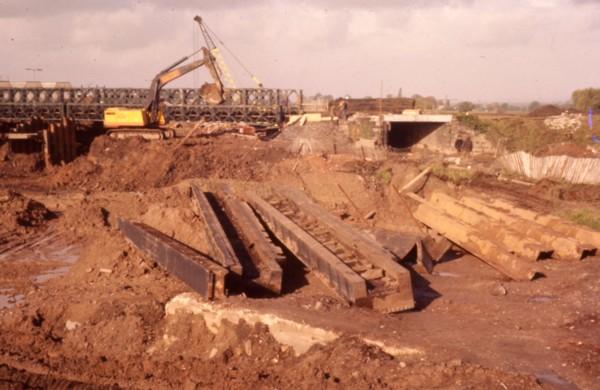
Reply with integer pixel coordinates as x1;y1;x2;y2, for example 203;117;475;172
1;0;598;103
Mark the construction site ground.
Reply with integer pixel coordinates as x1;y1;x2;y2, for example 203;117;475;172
1;128;599;389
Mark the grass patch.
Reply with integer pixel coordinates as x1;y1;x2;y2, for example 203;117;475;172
455;114;490;132
375;168;393;186
348;118;376;140
431;163;475;185
481;117;592;153
558;208;600;231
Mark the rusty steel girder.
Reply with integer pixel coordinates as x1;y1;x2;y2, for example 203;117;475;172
118;219;229;299
245;192;368;303
190;184;243;275
216;185;284;294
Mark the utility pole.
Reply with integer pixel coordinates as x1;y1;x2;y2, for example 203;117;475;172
25;67;43;81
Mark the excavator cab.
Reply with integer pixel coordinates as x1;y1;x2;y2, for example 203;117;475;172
103;107;167;129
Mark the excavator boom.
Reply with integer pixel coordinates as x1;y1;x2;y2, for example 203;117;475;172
104;46;224;129
146;46;223;124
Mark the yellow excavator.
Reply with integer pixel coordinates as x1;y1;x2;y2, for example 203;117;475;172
103;46;224;129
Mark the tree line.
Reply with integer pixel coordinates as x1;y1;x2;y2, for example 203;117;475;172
571;88;600;112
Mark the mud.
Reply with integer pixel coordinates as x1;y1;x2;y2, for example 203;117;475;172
0;132;599;388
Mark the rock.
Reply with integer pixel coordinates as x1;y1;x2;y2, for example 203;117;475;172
183;379;198;390
208;347;218;359
491;284;507;296
361;268;384;281
448;358;463;367
65;320;81;331
244;340;252;356
399;361;407;368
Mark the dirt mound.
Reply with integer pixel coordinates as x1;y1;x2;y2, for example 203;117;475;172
0;143;42;178
534;142;597;158
45;135;291;192
0;191;52;234
277;122;354;155
528;105;564;117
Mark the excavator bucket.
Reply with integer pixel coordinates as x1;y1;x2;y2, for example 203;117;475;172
200;83;224;105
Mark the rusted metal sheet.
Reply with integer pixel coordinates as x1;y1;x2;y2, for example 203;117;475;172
190;184;243;274
118;219;228;299
220;193;283;294
371;228;419;260
421;234;452;263
246;192;368;303
276;187;415;312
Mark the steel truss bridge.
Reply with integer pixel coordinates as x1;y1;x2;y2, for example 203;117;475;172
0;87;303;125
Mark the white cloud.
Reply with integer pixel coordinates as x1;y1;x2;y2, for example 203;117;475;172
0;0;599;102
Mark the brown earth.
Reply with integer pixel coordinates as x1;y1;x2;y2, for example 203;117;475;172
0;132;599;388
528;105;564;117
534;142;597;158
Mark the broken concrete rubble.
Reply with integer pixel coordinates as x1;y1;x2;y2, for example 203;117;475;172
165;293;425;357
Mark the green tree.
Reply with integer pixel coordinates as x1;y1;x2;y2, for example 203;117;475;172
456;101;475;113
528;101;541;112
572;88;600;111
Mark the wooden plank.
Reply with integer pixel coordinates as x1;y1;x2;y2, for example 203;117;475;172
484;197;600;250
459;195;590;259
42;129;51;168
4;132;38;140
246;192;368;303
428;191;552;261
397;166;431;194
408;195;538;281
56;123;65;164
64;120;75;162
118;219;228;299
190;184;243;275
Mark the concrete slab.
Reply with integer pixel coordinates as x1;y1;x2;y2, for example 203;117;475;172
165;292;425;357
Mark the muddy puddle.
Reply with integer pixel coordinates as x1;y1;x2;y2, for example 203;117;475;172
0;289;24;309
0;231;79;309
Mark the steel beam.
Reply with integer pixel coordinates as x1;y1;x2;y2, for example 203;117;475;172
220;192;283;294
118;219;228;299
190;184;243;275
246;192;367;303
276;187;415;312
